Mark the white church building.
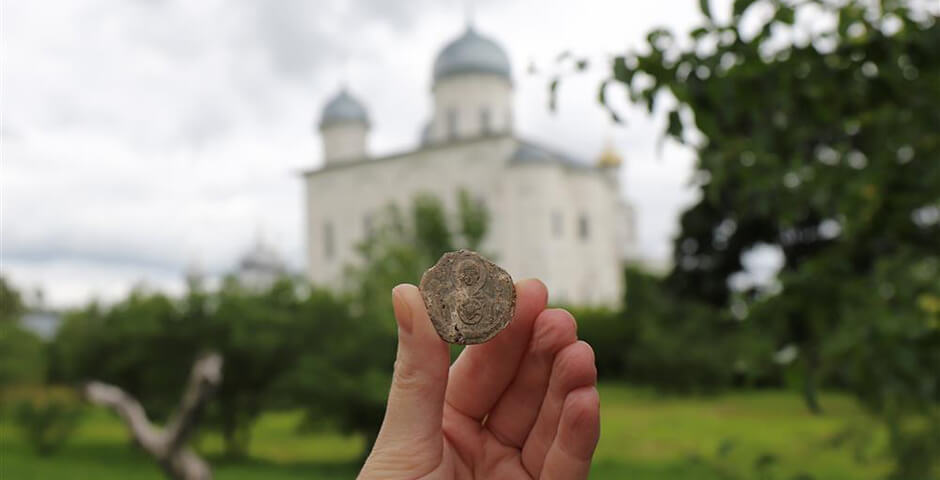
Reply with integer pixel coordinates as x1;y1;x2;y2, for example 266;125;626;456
303;25;635;306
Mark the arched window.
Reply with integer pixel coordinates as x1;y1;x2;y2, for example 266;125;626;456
323;221;335;259
363;213;374;239
480;107;491;135
552;211;563;238
447;108;458;140
578;214;590;241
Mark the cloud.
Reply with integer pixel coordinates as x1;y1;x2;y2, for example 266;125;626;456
227;0;505;82
2;0;711;307
2;258;187;307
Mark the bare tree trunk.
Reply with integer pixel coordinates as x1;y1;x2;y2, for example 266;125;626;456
802;347;823;415
84;353;223;480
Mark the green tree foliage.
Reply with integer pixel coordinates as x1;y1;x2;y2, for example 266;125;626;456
48;191;490;459
0;277;46;388
565;304;630;380
49;280;315;457
50;291;200;418
596;0;939;476
289;190;492;453
277;286;390;452
0;323;47;388
574;267;775;392
206;277;316;456
625;268;774;392
7;386;84;456
457;189;490;250
343;189;490;322
1;275;26;323
413;194;455;261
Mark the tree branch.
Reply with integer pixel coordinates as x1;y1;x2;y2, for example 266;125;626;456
163;353;223;456
84;352;223;480
83;381;163;452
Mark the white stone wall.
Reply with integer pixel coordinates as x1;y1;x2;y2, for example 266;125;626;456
304;136;628;307
427;74;512;143
321;123;368;164
305;137;517;287
500;162;624;306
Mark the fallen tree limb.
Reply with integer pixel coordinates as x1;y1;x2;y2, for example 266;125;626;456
84;352;223;480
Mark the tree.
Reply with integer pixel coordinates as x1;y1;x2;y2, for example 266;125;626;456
85;353;223;480
0;275;26;323
343;189;490;326
49;280;308;457
593;0;939;476
287;191;492;455
0;322;46;387
0;276;46;387
50;291;202;419
457;189;489;251
9;386;85;456
47;191;490;462
206;277;313;456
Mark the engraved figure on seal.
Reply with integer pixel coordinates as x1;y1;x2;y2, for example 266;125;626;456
419;249;517;345
452;257;489;326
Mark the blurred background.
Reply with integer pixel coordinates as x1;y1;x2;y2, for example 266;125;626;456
2;1;938;479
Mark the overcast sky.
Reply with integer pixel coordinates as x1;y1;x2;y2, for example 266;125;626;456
2;0;730;307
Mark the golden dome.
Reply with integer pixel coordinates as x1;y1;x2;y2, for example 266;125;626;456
597;143;623;168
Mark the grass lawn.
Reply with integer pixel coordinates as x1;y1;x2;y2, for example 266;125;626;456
0;384;889;479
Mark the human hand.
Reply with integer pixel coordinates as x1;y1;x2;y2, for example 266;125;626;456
359;279;600;479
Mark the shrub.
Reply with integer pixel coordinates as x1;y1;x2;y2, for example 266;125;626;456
0;322;46;387
567;305;632;380
7;385;84;456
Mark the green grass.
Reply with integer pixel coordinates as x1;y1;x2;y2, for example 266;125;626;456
592;386;888;479
0;384;889;479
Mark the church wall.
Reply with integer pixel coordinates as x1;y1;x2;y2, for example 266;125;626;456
305;136;626;307
565;172;624;305
305;25;635;308
504;164;623;306
305;137;517;287
496;163;551;285
428;74;512;143
322;123;368;164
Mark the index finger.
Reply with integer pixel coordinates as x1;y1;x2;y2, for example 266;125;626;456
443;278;548;421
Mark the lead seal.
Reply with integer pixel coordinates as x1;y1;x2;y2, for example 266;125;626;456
419;249;516;344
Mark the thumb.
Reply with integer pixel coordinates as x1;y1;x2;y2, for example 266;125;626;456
371;284;450;459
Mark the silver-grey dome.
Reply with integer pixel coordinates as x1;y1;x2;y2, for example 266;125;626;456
433;26;511;83
319;89;369;129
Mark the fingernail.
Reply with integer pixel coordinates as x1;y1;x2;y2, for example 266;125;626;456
391;285;413;335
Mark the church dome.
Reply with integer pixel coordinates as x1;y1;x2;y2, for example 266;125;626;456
236;236;287;292
239;240;284;273
433;26;511;83
597;143;623;168
319;89;369;129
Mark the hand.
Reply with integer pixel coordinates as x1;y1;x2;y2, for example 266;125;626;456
359;280;600;479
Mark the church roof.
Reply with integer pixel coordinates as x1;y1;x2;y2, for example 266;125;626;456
510;141;593;170
319;89;369;129
302;136;594;177
239;239;285;273
433;26;511;83
596;143;624;168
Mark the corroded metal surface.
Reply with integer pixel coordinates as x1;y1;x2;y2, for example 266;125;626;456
419;250;516;344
